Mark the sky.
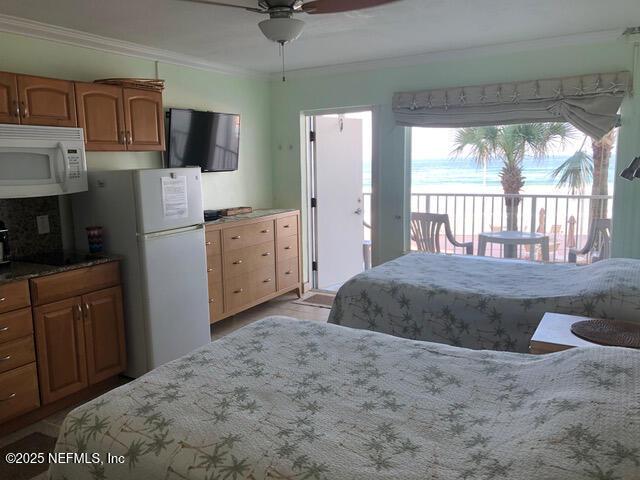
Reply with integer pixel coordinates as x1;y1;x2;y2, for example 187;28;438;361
412;126;588;161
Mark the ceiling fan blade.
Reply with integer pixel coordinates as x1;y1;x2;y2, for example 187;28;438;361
177;0;266;14
300;0;400;14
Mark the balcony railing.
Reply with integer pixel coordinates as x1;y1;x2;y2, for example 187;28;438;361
362;192;612;263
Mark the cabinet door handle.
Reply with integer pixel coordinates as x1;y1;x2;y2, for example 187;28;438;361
119;131;126;144
126;130;132;144
0;355;11;361
0;326;8;332
13;101;20;117
84;303;90;315
262;252;271;257
231;235;241;240
234;288;244;294
75;304;82;317
233;260;243;265
0;393;16;402
20;102;28;117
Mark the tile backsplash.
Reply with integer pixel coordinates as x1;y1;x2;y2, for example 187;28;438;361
0;196;62;258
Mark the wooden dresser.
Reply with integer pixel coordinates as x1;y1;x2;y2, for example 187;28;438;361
205;210;302;323
0;260;126;433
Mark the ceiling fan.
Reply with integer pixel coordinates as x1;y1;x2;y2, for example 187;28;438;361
178;0;401;79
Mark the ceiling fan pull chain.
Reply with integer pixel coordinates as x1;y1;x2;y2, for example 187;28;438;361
281;41;287;82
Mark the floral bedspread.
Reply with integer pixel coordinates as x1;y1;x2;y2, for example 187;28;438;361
329;254;640;352
50;317;639;480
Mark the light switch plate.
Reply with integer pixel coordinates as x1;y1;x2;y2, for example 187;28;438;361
36;215;50;234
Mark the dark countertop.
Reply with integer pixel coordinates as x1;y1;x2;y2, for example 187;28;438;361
205;208;297;226
0;254;122;286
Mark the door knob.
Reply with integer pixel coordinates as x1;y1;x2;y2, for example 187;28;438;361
354;208;363;215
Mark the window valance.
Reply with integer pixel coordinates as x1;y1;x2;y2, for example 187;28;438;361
393;71;631;139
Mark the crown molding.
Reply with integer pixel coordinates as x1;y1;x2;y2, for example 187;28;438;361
272;29;623;80
0;13;266;79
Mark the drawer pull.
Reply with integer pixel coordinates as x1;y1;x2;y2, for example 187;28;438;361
231;235;241;240
262;252;271;257
209;298;215;303
205;241;212;246
1;392;16;402
0;297;5;302
285;270;292;275
234;288;244;294
233;260;243;265
263;278;272;283
284;246;292;250
0;355;10;361
283;225;290;229
0;326;8;332
207;268;214;273
261;229;270;233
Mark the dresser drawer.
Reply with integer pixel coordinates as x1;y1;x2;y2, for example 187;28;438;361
277;235;299;261
30;262;120;306
0;281;30;314
0;308;33;345
223;241;275;278
207;254;223;276
205;229;222;256
276;215;298;239
208;280;224;323
277;257;300;291
223;220;274;251
0;363;40;423
0;336;36;374
224;265;276;312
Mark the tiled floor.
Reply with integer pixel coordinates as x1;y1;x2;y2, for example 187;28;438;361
0;292;331;480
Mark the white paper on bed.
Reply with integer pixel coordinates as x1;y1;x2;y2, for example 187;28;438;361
329;254;640;352
50;317;639;480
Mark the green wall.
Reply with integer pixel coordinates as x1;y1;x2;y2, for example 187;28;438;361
270;41;640;278
0;31;273;210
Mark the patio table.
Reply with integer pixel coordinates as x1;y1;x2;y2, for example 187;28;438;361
478;231;550;261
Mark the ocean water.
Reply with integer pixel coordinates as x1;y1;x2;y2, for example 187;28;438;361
363;155;616;193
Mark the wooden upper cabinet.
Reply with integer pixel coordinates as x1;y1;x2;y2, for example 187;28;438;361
33;296;88;404
82;286;126;385
123;88;165;151
0;72;19;124
17;75;77;127
75;82;126;151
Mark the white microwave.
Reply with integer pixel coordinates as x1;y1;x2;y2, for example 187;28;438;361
0;124;88;198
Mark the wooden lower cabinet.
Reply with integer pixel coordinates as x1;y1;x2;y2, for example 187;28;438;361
83;287;126;384
0;363;40;424
206;211;302;323
34;296;88;404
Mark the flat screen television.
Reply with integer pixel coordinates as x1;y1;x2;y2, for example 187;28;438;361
166;108;240;172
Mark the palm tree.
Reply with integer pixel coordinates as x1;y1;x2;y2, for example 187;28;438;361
551;130;616;223
453;124;573;245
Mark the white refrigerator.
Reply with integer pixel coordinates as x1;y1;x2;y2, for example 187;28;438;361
72;167;211;378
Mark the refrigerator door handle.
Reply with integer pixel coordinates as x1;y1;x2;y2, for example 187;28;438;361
139;224;204;240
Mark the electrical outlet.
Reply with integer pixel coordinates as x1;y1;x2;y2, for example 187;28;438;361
36;215;50;234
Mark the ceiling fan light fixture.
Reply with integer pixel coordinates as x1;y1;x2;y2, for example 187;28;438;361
258;17;305;44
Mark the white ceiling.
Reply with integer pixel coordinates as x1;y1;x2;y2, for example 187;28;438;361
1;0;639;74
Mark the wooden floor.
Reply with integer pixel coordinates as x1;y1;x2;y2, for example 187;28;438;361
0;292;330;480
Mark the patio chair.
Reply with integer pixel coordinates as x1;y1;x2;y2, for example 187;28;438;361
411;213;473;255
568;218;612;263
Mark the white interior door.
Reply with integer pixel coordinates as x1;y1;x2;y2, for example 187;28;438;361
315;116;364;289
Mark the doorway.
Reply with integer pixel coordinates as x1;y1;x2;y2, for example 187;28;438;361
306;110;373;290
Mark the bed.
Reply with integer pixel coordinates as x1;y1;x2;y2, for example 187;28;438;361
50;316;638;480
328;254;640;352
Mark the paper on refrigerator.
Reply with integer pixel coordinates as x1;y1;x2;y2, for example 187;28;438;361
161;176;188;219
